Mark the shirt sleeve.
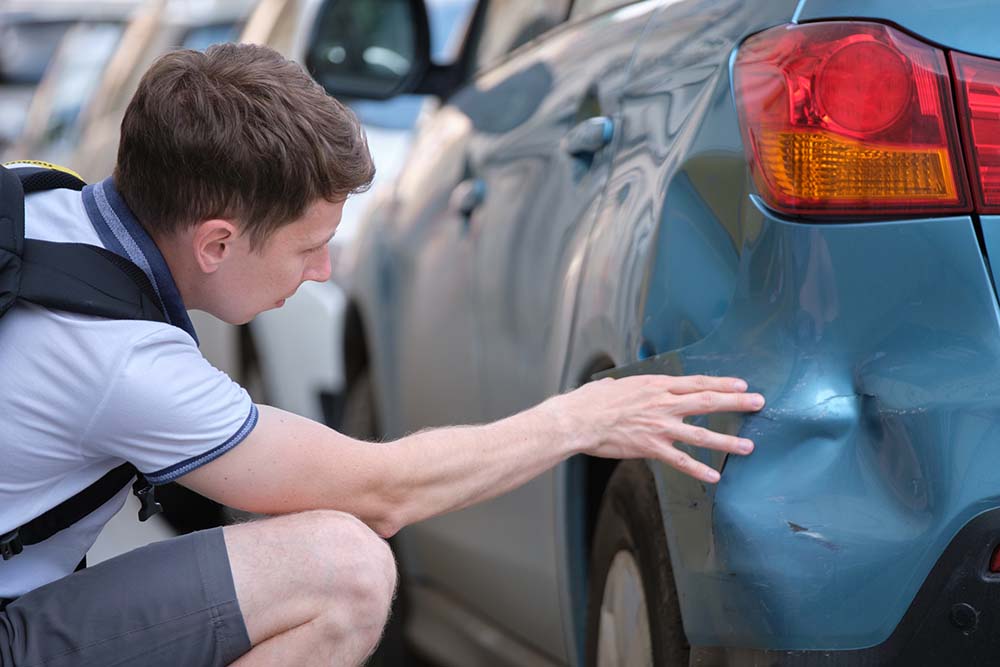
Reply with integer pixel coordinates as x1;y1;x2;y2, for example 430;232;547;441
85;325;258;485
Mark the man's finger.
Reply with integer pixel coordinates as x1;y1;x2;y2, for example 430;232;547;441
674;390;765;416
659;374;749;395
663;447;721;484
668;423;754;455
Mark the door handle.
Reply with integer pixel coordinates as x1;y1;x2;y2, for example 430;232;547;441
562;116;614;158
451;178;486;218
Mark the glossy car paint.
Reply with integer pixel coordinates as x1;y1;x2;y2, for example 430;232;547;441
376;6;659;661
342;0;1000;662
796;0;1000;60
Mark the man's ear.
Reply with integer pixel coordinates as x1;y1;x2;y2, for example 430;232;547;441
192;219;239;274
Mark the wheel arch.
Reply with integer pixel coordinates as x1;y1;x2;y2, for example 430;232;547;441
563;352;622;660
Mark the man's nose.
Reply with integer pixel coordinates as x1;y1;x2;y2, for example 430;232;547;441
305;248;333;283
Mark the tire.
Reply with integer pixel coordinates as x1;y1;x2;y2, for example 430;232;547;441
341;369;379;442
585;461;689;667
344;370;429;667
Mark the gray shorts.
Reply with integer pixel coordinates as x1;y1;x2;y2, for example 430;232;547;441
0;527;251;667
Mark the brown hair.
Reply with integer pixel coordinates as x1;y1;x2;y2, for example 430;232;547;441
114;43;374;249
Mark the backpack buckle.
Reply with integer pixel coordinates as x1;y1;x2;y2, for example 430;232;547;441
0;529;23;560
132;478;163;522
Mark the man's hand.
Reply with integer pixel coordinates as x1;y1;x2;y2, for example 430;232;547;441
540;375;764;483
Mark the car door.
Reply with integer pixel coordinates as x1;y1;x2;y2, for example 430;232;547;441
400;2;661;661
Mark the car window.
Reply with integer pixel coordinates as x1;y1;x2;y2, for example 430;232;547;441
428;0;475;64
0;20;73;84
180;22;243;51
569;0;638;22
471;0;571;73
35;21;125;152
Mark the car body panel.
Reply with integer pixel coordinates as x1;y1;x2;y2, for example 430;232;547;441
979;215;1000;298
796;0;1000;60
361;3;669;662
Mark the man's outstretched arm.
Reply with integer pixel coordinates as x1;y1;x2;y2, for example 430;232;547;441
179;375;764;537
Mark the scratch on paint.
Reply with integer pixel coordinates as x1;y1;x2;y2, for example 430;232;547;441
787;521;840;552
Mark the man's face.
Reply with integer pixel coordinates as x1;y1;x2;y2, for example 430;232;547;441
213;198;345;324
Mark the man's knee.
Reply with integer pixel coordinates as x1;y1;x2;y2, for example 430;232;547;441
225;509;397;648
302;510;397;621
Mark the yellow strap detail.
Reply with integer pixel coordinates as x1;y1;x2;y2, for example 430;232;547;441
2;160;84;181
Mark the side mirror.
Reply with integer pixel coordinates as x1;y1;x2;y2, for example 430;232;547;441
306;0;432;100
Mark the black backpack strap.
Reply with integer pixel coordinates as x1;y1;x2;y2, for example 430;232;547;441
0;164;166;323
0;164;167;562
0;165;26;318
0;466;163;561
20;240;167;322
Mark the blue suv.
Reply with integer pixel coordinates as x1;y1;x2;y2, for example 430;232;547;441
307;0;1000;664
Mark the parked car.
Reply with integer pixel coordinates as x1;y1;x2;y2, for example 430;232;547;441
3;0;146;166
240;0;474;425
0;2;81;153
0;0;147;154
311;0;1000;665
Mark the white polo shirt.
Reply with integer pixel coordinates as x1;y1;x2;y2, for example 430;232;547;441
0;174;257;598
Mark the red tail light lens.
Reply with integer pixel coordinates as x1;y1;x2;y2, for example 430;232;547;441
952;53;1000;213
735;22;971;217
990;543;1000;573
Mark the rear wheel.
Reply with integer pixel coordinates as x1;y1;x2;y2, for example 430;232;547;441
585;461;689;667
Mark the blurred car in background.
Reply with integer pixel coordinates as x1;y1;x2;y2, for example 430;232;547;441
0;0;144;156
5;0;259;534
240;0;474;426
68;0;256;184
310;0;1000;665
3;0;145;166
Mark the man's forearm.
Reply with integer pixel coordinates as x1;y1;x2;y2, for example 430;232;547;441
378;400;582;534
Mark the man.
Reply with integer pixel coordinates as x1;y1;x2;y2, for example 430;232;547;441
0;44;764;666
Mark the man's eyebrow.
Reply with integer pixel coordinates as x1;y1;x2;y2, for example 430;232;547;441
306;231;336;248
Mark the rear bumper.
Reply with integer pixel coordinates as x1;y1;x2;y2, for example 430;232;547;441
691;508;1000;665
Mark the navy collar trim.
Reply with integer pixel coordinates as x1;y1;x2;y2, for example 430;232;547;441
81;178;199;345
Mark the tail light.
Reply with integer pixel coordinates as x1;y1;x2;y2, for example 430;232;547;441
953;53;1000;213
734;22;971;218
